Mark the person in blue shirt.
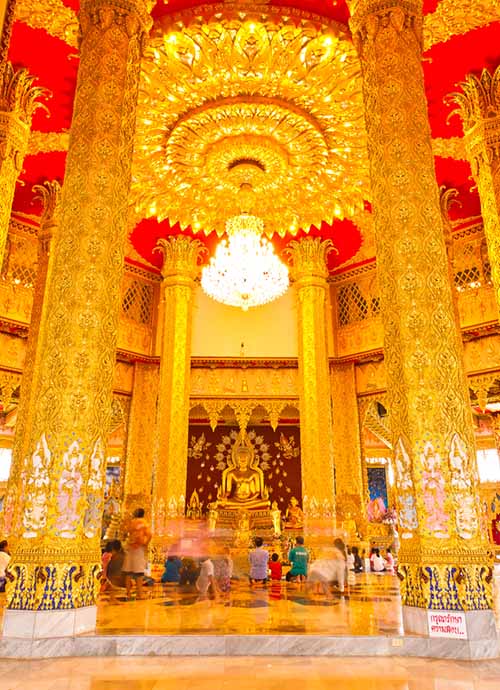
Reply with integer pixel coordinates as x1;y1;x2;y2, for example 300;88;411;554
161;555;182;583
249;536;269;585
287;536;309;582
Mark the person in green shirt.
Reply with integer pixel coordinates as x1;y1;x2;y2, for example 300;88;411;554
287;536;309;582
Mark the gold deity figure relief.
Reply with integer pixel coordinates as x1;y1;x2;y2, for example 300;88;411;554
216;432;270;510
284;495;304;528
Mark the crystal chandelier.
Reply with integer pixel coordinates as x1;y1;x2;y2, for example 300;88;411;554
201;214;289;310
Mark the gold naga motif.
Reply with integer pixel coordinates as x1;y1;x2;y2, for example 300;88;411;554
132;6;370;237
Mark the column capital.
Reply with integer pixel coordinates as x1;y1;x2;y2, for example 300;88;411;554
0;62;48;289
79;0;154;45
0;61;48;124
155;236;207;282
33;180;62;243
449;66;500;169
285;237;336;283
449;66;500;133
348;0;423;53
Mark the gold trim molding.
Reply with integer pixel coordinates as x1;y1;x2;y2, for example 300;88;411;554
190;397;299;432
15;0;79;48
423;0;500;52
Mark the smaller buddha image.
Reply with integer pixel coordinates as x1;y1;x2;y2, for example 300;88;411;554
271;500;282;536
186;489;204;520
284;496;304;528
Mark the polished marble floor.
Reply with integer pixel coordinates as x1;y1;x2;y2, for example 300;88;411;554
0;572;499;639
95;574;404;636
1;655;500;690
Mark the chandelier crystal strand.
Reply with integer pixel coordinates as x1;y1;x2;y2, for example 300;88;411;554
201;214;289;310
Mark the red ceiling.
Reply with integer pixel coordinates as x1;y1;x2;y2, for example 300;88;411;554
7;1;500;272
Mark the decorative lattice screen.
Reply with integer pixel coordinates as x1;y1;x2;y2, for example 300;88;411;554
2;234;38;288
121;278;154;325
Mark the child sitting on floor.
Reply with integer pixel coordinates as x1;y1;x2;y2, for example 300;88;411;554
268;552;282;581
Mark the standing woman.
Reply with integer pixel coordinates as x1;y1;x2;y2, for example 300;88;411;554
122;508;152;600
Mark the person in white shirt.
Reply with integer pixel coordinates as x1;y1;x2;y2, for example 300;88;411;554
196;556;218;599
346;547;355;571
0;540;11;592
307;539;347;597
385;547;395;574
370;548;386;573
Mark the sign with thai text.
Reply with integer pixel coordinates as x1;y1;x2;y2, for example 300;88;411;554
427;611;467;639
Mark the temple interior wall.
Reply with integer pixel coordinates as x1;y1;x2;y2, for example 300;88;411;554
191;285;299;358
1;217;500;539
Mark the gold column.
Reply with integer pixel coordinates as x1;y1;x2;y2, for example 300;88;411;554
152;237;205;541
3;0;152;630
286;237;336;529
450;67;500;318
349;0;492;623
122;362;159;518
2;181;61;538
0;62;46;269
331;362;366;538
0;1;15;62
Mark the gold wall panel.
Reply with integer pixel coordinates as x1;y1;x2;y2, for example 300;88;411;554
122;362;159;517
0;332;26;371
333;222;499;358
190;366;298;399
355;359;387;395
335;318;384;358
113;361;135;394
331;362;365;531
457;285;498;328
463;335;500;375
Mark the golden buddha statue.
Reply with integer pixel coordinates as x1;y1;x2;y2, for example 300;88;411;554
216;432;270;510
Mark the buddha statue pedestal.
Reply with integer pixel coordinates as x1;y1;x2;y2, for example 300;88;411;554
215;507;275;534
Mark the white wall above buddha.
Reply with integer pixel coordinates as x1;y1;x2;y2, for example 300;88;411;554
191;286;298;358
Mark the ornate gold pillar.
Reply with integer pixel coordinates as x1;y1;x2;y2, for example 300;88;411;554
152;237;205;544
0;62;46;269
2;181;61;539
439;186;461;329
349;0;494;637
122;362;159;518
0;1;16;62
286;237;336;531
450;67;500;318
331;362;366;538
3;0;152;637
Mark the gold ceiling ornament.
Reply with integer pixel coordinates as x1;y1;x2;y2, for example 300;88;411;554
13;0;499;56
28;130;70;155
431;136;467;161
132;6;370;237
15;0;80;49
423;0;500;52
